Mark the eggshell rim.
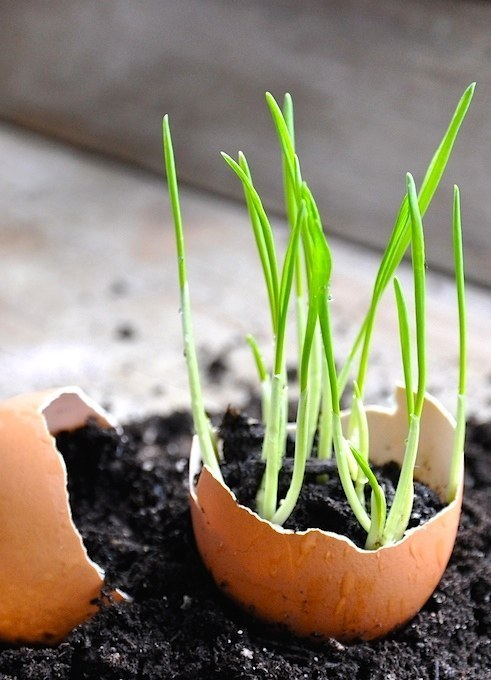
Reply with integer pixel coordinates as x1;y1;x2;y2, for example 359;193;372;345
0;387;124;644
40;387;119;580
189;386;463;640
190;385;463;552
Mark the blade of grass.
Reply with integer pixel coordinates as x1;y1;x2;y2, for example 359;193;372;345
305;325;323;456
282;93;298;230
259;203;306;519
298;184;326;454
265;92;297;191
381;415;420;544
339;83;476;396
257;372;284;520
453;185;467;398
330;416;371;531
282;95;309;373
419;85;475;213
268;93;308;394
350;444;387;549
162;116;221;479
317;358;333;459
222;152;280;328
246;333;268;383
351;381;369;505
382;172;427;544
295;182;333;460
447;185;467;502
306;209;370;530
246;334;271;423
238;153;277;333
407;173;427;418
271;253;319;525
393;276;414;419
272;194;335;524
276;203;306;373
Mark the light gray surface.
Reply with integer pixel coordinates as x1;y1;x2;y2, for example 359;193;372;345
0;1;490;284
0;124;489;423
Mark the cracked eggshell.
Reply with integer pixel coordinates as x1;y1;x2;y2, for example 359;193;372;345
0;387;120;644
190;386;463;641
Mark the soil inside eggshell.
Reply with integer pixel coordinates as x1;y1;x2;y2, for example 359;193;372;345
0;409;489;679
217;408;445;548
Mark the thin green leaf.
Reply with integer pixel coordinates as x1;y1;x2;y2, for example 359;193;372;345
282;93;298;231
331;416;370;531
257;373;285;519
283;93;295;148
351;381;369;504
448;394;466;503
270;209;320;523
340;83;475;396
318;288;339;415
453;185;467;396
393;277;414;418
222;152;280;325
271;384;311;526
349;444;387;549
238;153;277;332
162;116;220;477
265;92;296;188
259;203;305;519
448;185;467;502
305;326;323;457
407;173;427;417
419;84;476;214
317;358;333;460
246;334;268;383
276;202;306;374
382;415;420;544
351;381;369;462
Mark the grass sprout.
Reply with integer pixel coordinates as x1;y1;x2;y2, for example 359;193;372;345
447;185;467;502
382;173;427;545
162;115;221;480
338;82;475;398
163;84;473;548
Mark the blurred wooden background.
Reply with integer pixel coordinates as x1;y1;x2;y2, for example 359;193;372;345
1;1;490;284
0;1;490;419
1;1;489;284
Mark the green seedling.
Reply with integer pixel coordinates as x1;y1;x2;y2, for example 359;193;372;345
163;84;473;549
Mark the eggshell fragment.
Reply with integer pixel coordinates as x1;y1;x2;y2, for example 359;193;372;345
0;387;120;644
190;386;463;641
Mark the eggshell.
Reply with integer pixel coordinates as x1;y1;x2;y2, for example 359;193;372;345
0;387;120;644
190;386;463;641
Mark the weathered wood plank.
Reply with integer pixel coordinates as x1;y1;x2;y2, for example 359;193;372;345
0;1;489;283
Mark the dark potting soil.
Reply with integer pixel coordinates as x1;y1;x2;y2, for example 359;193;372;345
218;409;445;548
0;411;489;680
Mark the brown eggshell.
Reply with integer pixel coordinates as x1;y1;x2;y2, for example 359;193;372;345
0;387;121;644
190;387;463;641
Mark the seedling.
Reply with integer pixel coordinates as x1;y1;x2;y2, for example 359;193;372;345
163;84;473;550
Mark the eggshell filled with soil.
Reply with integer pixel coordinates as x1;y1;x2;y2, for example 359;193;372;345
190;387;463;641
0;387;120;644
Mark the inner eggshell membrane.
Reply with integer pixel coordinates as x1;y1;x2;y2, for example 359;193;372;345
0;387;119;644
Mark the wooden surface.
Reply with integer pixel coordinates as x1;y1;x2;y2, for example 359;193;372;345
0;123;489;423
0;1;490;285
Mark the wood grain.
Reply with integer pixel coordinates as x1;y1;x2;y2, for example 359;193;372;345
0;1;490;285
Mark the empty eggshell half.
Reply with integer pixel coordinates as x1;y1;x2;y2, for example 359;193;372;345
190;386;463;641
0;387;121;644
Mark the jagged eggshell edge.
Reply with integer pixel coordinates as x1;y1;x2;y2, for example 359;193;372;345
0;387;121;644
190;386;463;641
